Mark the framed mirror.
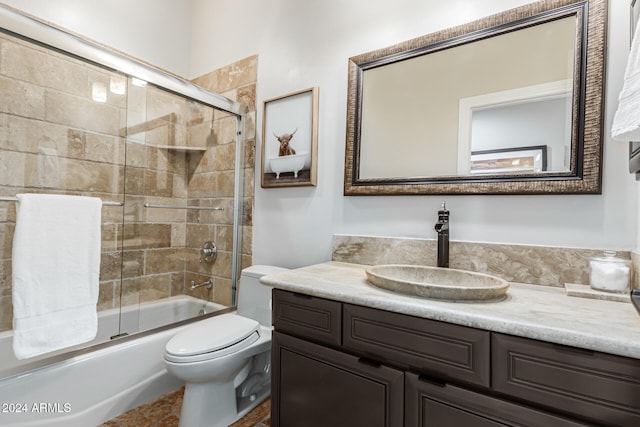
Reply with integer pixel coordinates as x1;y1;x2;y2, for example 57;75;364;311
344;0;606;195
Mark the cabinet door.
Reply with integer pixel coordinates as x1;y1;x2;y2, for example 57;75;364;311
343;303;491;388
492;333;640;426
271;331;404;427
406;372;588;427
273;289;342;347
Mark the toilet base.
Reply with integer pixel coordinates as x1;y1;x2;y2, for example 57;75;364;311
178;378;270;427
179;380;237;427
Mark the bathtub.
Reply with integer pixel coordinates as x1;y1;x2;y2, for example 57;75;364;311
0;295;228;426
268;152;308;178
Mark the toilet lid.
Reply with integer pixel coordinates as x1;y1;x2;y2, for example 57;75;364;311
165;314;260;358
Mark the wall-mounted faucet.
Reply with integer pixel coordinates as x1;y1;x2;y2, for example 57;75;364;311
191;279;213;291
200;241;217;263
434;201;449;268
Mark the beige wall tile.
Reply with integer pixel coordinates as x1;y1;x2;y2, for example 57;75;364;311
122;250;144;278
85;133;125;165
124;166;145;195
216;115;239;145
213;277;233;306
138;274;172;303
97;281;116;311
331;235;628;288
171;223;187;248
212;143;236;172
0;223;14;260
0;114;83;159
45;89;123;136
145;248;185;275
64;158;122;193
0;76;46;119
191;55;258;94
122;223;172;250
0;259;11;297
186;223;216;248
1;37;88;97
100;251;122;282
0;44;258;322
0;295;13;332
0;151;25;187
144;170;175;198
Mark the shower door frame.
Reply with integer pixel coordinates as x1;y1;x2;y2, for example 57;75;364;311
0;4;249;343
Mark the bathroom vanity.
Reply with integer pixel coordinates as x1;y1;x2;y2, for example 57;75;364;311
262;262;640;427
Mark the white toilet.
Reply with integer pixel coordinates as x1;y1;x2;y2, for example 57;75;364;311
164;265;288;427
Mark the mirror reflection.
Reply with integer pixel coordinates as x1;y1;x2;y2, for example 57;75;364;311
345;0;606;195
359;16;576;180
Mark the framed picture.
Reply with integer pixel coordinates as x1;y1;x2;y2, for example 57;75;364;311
470;145;548;174
261;87;319;188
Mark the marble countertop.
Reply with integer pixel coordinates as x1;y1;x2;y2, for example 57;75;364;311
260;261;640;360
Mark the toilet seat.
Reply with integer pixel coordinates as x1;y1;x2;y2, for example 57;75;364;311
165;314;260;363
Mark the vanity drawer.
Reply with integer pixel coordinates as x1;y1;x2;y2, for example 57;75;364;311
272;289;342;347
492;333;640;427
343;304;490;387
406;372;589;427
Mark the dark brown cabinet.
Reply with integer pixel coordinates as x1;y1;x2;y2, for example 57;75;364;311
406;372;587;427
271;331;404;427
492;333;640;426
343;303;490;388
271;289;640;427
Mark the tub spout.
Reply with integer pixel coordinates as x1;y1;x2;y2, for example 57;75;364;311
434;201;449;268
190;279;213;291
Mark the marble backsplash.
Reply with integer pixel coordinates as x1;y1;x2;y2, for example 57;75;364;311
331;234;638;289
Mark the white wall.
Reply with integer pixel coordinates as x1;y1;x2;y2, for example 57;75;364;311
5;0;637;270
190;0;638;269
1;0;193;77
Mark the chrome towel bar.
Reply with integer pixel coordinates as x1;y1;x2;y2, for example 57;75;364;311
143;203;223;211
0;196;123;206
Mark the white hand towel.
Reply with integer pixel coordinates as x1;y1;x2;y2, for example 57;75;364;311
612;23;640;141
12;194;102;359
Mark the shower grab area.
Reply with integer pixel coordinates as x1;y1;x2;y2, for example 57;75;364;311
0;1;251;387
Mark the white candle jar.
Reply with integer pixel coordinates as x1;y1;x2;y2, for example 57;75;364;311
589;251;631;293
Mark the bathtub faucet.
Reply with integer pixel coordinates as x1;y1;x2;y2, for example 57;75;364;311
190;279;213;291
434;201;449;268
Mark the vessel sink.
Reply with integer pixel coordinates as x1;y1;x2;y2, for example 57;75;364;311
365;264;509;301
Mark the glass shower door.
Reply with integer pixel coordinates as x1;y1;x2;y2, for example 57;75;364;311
119;78;240;336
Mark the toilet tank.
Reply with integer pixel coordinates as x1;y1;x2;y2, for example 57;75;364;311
236;265;289;327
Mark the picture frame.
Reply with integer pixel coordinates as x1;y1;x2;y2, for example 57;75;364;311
470;145;548;174
261;87;319;188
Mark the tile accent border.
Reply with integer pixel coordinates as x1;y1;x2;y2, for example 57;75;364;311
332;234;637;289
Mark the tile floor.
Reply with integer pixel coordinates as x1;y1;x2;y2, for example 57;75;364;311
98;387;270;427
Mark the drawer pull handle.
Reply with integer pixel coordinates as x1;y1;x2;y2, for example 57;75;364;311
358;357;382;368
417;375;446;388
551;343;595;356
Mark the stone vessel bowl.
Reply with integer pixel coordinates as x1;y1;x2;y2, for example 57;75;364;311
365;264;509;301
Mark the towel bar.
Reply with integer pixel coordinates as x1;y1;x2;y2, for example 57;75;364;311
0;196;123;206
143;203;224;211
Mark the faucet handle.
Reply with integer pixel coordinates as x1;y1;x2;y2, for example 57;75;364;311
200;241;217;263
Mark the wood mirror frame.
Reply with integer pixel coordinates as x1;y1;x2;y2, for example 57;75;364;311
344;0;606;195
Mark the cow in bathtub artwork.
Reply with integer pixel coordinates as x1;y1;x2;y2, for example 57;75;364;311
267;129;309;180
262;123;314;186
261;87;318;187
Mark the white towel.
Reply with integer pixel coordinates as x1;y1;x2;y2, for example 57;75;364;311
612;23;640;141
12;194;102;359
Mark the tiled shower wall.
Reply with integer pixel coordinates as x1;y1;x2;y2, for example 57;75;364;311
0;29;256;332
0;31;127;332
187;55;257;306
